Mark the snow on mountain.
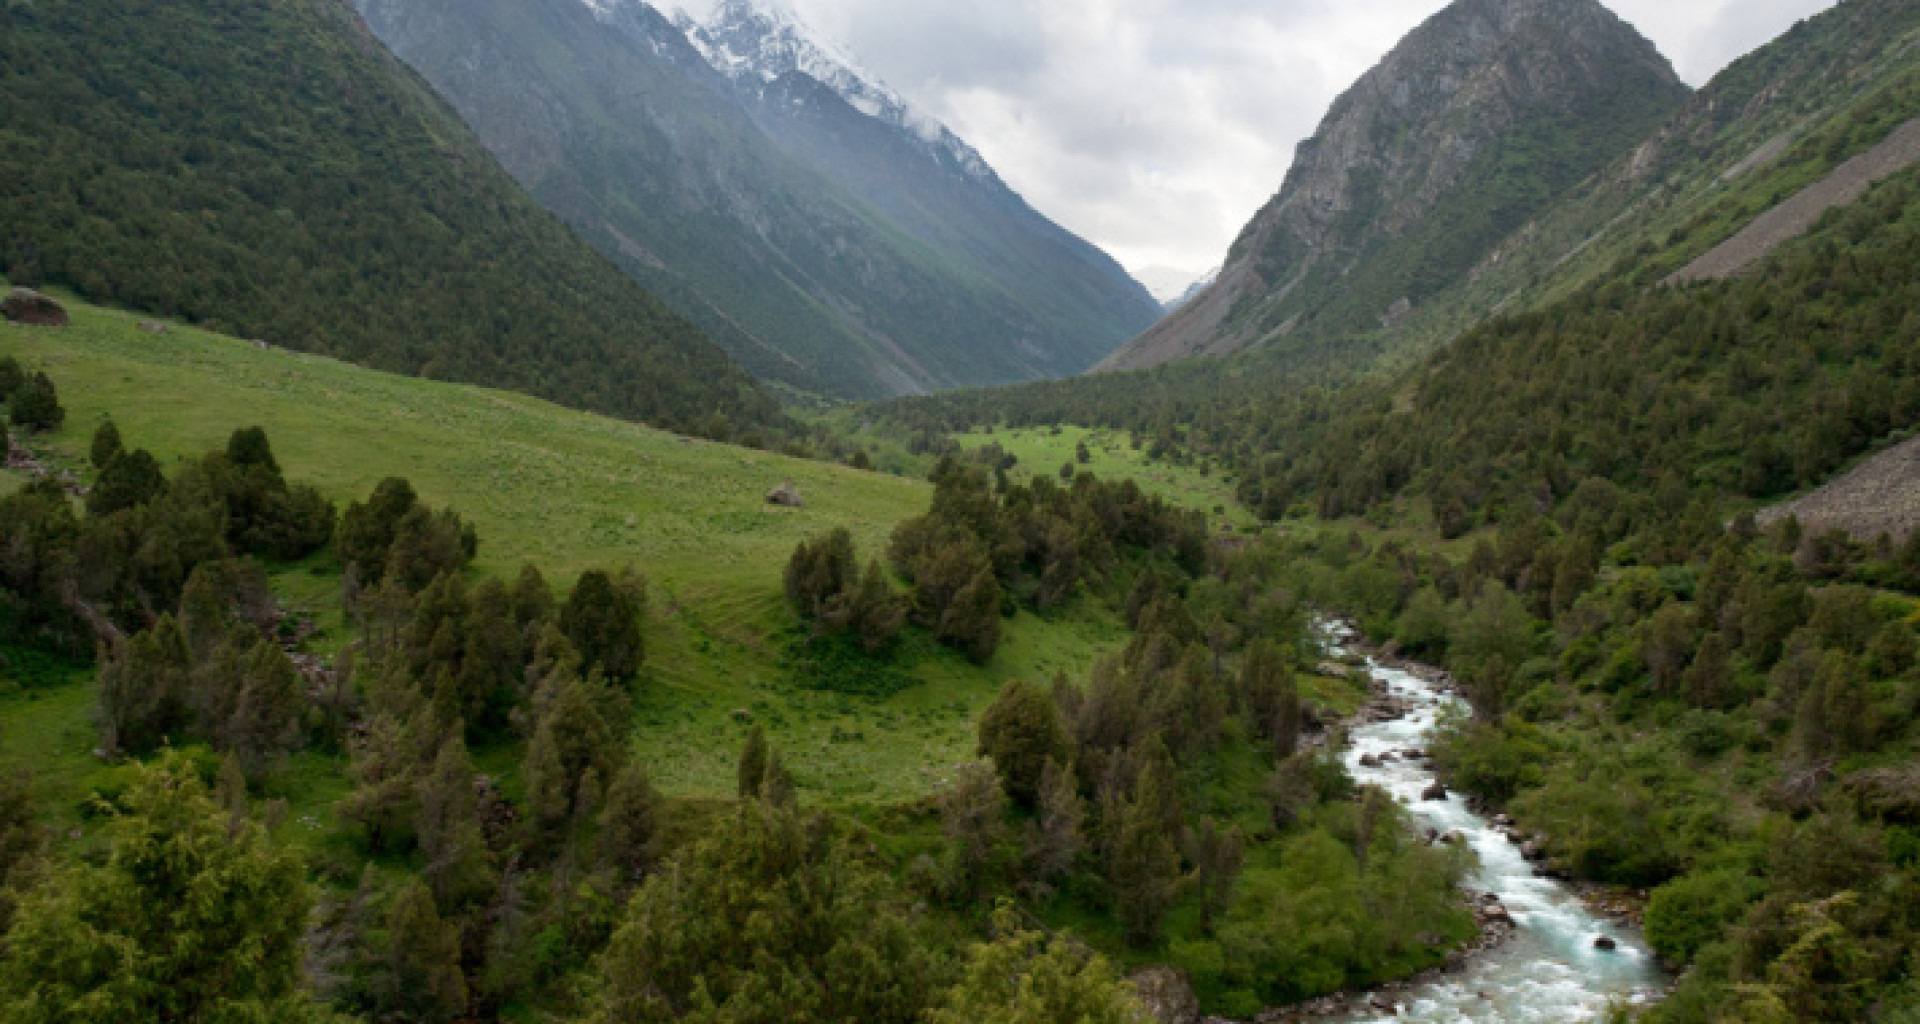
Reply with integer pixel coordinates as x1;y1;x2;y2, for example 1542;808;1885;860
670;0;993;181
1135;266;1220;311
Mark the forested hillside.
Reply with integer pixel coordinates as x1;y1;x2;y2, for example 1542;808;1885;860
0;0;783;435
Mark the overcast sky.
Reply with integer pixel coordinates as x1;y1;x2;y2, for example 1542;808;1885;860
677;0;1840;285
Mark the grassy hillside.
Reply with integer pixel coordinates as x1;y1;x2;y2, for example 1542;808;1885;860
0;0;782;434
0;295;1137;802
956;426;1258;531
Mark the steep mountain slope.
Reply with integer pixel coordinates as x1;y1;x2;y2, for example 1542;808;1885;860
1103;0;1687;372
355;0;1159;400
1388;0;1920;357
695;1;1161;378
0;0;780;435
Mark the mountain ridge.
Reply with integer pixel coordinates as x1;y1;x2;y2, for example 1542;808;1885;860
0;0;782;435
354;0;1160;400
1101;0;1688;373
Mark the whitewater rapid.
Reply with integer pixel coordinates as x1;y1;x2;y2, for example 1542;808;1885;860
1320;648;1667;1023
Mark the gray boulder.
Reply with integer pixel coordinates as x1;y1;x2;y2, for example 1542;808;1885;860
1126;965;1199;1024
2;288;68;327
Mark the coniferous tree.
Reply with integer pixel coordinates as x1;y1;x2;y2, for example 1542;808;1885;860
738;725;770;800
938;564;1003;664
523;674;628;851
560;569;646;682
8;372;62;431
785;528;857;620
95;616;194;757
0;356;22;401
225;426;280;476
337;477;419;584
523;722;570;847
598;763;660;883
1193;818;1245;936
416;734;496;910
215;638;308;777
1242;640;1303;758
1033;757;1084;886
940;761;1010;901
1683;632;1733;709
842;560;908;652
762;750;797;808
86;449;167;518
510;563;555;634
384;878;468;1024
978;679;1069;808
339;710;447;853
88;420;122;469
1106;787;1183;948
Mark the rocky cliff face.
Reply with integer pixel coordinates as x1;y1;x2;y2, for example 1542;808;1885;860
1104;0;1687;372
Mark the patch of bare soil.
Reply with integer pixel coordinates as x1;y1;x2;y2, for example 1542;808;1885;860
1668;117;1920;285
1757;434;1920;541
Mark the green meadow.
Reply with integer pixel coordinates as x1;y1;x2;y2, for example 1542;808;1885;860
0;298;1132;805
959;424;1259;530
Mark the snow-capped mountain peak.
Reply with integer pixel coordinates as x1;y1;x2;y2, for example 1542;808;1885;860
671;0;992;180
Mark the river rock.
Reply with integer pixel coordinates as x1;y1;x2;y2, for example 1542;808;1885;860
1521;840;1546;860
1359;753;1382;767
2;288;67;327
1594;936;1617;951
1421;783;1448;801
1126;965;1200;1024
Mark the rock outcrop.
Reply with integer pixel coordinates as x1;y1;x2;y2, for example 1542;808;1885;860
2;288;68;327
1126;965;1199;1024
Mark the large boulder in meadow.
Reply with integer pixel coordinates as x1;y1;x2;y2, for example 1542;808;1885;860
766;481;804;507
1126;965;1199;1024
2;287;68;327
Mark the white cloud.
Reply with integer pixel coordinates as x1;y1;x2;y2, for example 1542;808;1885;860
678;0;1840;278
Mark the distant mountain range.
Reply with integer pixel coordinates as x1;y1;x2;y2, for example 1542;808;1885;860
356;0;1161;400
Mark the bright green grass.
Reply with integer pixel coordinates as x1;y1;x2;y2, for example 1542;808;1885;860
0;301;1141;803
959;425;1258;530
0;681;103;832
